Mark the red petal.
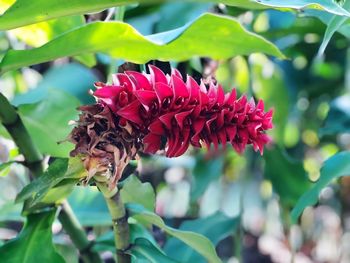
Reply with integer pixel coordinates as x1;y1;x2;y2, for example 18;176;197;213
172;75;189;98
149;120;164;135
217;85;225;105
149;65;168;85
112;74;134;92
218;129;227;145
226;125;237;142
224;89;237;105
173;129;191;157
94;86;120;98
256;99;265;111
175;110;192;130
159;112;176;130
172;68;182;79
117;100;143;125
154;82;173;102
135;90;157;108
126;71;152;90
144;134;161;154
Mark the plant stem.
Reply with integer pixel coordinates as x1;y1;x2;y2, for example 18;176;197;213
0;93;102;263
0;93;43;177
58;201;103;263
97;182;131;263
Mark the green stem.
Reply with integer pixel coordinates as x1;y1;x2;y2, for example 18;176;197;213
0;93;102;263
59;201;103;263
0;93;43;176
97;182;131;263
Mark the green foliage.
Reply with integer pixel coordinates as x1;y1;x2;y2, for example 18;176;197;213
0;209;65;263
68;186;111;226
131;238;179;263
1;0;350;261
16;158;84;208
164;212;239;263
120;175;155;211
18;89;80;157
0;13;284;73
320;95;350;136
128;204;221;263
292;151;350;222
264;147;311;207
191;154;224;201
0;0;347;31
12;63;98;106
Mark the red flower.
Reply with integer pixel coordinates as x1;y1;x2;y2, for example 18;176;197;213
93;65;273;157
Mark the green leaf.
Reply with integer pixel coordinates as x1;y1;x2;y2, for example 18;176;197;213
121;175;155;211
0;209;65;263
18;89;80;157
131;238;179;263
16;158;84;207
264;147;311;207
128;204;221;263
12;63;98;106
228;0;350;16
320;95;350;136
291;151;350;223
68;186;111;226
0;13;284;73
164;212;239;263
191;155;224;201
318;0;350;56
0;0;348;31
155;2;213;33
10;15;86;47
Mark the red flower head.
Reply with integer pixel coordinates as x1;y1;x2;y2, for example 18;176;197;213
93;65;273;158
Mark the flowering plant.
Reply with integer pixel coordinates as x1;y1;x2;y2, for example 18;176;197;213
70;66;273;187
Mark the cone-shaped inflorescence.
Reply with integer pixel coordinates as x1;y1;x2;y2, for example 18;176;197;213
69;65;273;187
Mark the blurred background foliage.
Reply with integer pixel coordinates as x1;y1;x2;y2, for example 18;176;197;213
1;1;350;263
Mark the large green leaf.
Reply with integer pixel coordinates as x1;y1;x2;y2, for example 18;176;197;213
68;186;111;226
0;0;348;31
131;238;179;263
18;89;80;157
10;15;85;47
0;13;284;73
128;204;221;263
264;147;311;208
317;0;350;56
8;15;96;67
16;158;84;207
0;209;65;263
291;151;350;222
164;212;239;263
120;175;155;211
